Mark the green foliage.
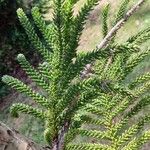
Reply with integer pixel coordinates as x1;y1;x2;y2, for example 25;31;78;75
16;0;51;15
113;0;130;25
0;0;40;98
2;0;150;150
10;103;45;119
101;4;110;38
32;0;51;14
0;0;51;98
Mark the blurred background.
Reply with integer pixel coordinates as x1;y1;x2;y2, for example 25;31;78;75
0;0;150;146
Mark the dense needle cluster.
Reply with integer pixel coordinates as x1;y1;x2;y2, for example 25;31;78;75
2;0;150;149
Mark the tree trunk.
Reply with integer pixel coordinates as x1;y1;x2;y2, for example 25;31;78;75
0;122;50;150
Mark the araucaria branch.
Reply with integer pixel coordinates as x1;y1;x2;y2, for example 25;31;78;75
2;0;150;150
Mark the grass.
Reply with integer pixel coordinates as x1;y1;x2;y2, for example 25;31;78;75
0;0;150;145
0;89;46;144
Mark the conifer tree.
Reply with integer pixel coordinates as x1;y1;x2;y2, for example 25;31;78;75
2;0;150;149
